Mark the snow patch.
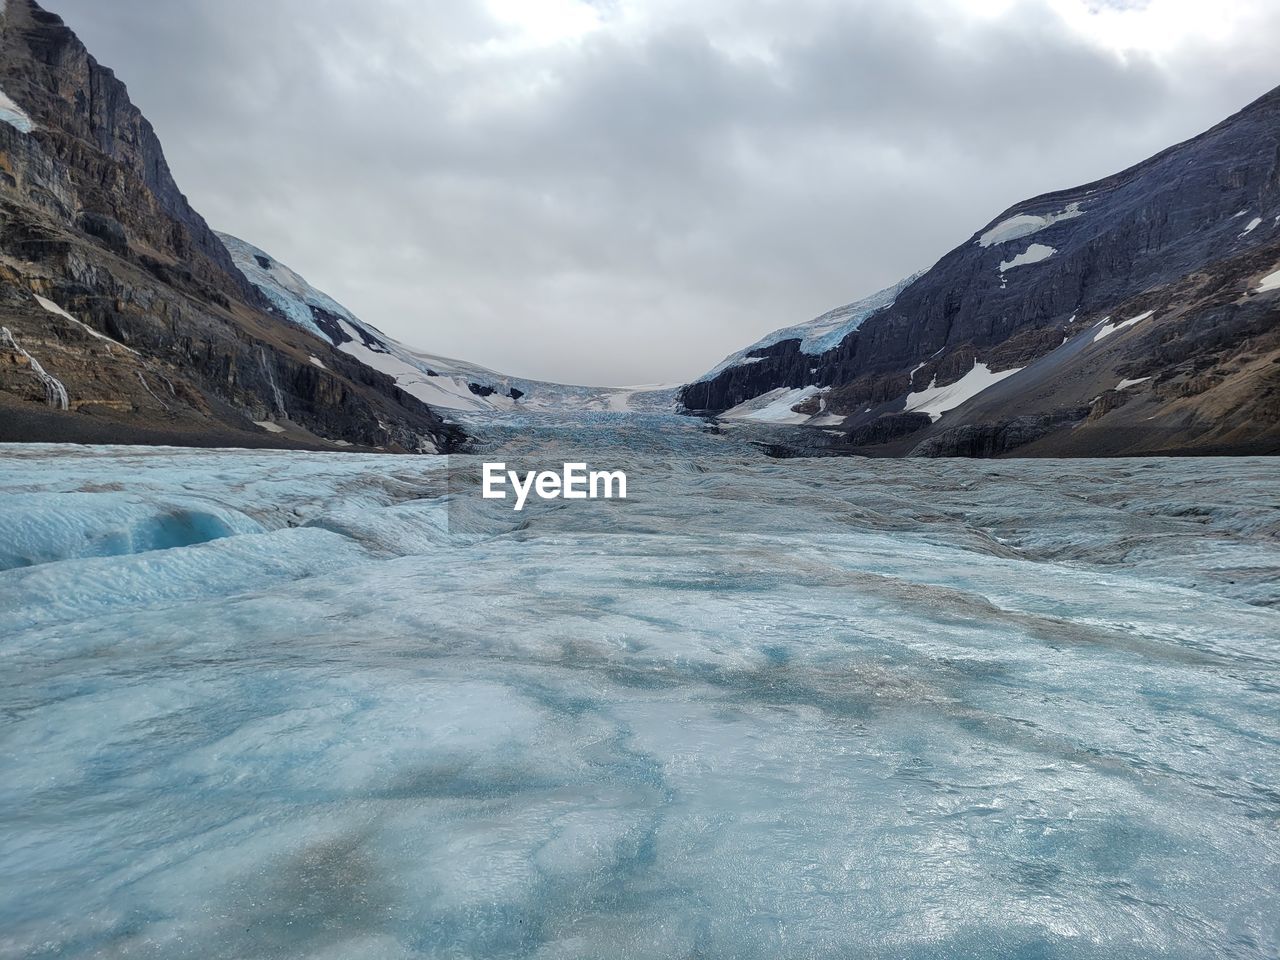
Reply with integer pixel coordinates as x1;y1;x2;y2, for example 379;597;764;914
334;320;495;413
808;413;845;427
902;361;1023;423
308;355;327;370
1255;269;1280;293
1091;310;1155;344
254;421;286;433
998;243;1056;273
1239;217;1262;238
978;202;1083;247
1116;377;1151;391
720;386;823;425
0;85;33;133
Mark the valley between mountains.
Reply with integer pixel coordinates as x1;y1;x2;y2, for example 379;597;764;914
2;5;1279;958
1;0;1277;456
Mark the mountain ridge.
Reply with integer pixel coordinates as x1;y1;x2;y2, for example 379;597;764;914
1;0;1275;457
217;230;681;416
0;0;465;451
681;82;1280;456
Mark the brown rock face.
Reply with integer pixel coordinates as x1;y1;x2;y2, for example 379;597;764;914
1087;390;1131;422
0;1;462;451
2;2;255;302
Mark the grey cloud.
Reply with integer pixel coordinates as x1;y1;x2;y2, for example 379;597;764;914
51;0;1280;385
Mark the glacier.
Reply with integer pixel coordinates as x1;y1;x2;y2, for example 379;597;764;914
689;273;925;386
216;232;680;417
978;203;1085;248
1;431;1277;959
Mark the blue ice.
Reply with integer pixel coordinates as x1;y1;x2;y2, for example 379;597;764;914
0;435;1276;959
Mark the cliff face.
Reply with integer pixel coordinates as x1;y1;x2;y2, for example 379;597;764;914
682;87;1280;457
3;1;256;304
0;0;462;451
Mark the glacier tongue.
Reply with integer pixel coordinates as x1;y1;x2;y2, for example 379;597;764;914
216;231;681;415
1;436;1277;959
690;272;924;385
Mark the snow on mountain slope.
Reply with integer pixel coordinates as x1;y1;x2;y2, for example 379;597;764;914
902;361;1024;422
720;385;825;425
218;233;514;413
218;233;677;415
0;85;33;133
977;202;1083;247
998;243;1056;273
1090;310;1156;344
682;85;1280;456
691;272;923;385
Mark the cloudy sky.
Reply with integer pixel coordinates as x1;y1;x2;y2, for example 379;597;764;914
54;0;1280;385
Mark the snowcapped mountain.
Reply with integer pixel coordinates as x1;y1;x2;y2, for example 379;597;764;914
2;0;1275;458
690;273;923;388
682;86;1280;456
0;0;671;451
218;233;679;417
217;233;523;415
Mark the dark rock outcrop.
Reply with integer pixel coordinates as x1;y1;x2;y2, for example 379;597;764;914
846;412;933;446
680;338;810;412
909;408;1089;458
1087;390;1131;422
825;371;913;412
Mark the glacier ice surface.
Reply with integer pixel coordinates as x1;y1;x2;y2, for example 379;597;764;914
978;202;1084;248
0;85;33;133
690;272;925;385
0;433;1277;959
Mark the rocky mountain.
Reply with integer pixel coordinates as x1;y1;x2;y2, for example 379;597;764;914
5;0;1275;458
683;86;1280;457
218;232;680;417
0;0;461;451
